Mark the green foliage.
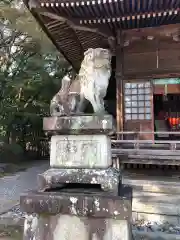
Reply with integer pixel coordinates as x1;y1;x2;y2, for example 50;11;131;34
0;0;54;53
0;142;24;162
0;0;71;160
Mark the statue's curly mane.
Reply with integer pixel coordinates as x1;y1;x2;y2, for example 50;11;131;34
76;48;112;114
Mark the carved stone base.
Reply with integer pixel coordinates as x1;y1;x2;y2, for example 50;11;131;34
43;114;115;135
37;168;121;194
20;186;132;218
23;214;132;240
50;135;111;168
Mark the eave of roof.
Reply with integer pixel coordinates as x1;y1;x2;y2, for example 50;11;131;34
24;0;180;69
39;0;180;28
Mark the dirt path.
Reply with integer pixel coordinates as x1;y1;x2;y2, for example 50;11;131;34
0;161;48;214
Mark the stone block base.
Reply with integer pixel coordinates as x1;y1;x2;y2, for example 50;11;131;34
21;186;132;240
20;188;132;219
43;114;115;135
50;135;111;168
37;168;121;194
23;214;132;240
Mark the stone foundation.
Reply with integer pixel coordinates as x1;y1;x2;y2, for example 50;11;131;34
23;214;131;240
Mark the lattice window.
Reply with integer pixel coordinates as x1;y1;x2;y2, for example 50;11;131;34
124;82;152;120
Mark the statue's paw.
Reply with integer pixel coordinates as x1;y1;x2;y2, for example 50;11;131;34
93;109;107;116
75;111;84;115
103;110;109;115
75;108;84;114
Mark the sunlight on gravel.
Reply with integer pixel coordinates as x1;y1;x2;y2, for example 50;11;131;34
0;226;22;240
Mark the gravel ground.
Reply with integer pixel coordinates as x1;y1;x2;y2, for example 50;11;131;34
132;220;180;234
3;205;180;239
0;161;48;214
0;225;22;240
6;205;25;219
7;205;180;236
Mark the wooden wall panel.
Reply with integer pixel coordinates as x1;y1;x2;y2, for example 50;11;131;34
159;50;180;71
124;120;153;140
125;40;180;54
168;84;180;94
124;52;156;75
123;40;180;79
154;84;180;94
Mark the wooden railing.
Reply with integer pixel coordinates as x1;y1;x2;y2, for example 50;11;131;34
24;131;180;165
25;138;50;160
113;131;180;148
112;131;180;166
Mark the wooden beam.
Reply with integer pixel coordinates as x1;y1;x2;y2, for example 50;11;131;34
39;0;120;6
123;23;180;42
39;0;179;23
76;10;179;25
39;11;115;40
124;71;180;80
42;11;180;46
116;30;124;136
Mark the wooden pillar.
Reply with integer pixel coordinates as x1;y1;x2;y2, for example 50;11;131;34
116;30;124;138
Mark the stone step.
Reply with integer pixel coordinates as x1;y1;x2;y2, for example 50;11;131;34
123;170;180;225
132;211;180;225
132;191;180;214
131;191;180;225
123;169;180;194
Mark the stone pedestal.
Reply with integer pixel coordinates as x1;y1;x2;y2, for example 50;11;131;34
50;135;111;168
20;114;132;240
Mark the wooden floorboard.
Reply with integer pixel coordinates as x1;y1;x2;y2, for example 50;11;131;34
122;169;180;224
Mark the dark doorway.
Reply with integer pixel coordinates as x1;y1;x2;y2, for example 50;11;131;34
104;56;116;118
153;93;180;140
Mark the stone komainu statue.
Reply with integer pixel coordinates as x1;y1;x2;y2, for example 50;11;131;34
50;48;112;116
